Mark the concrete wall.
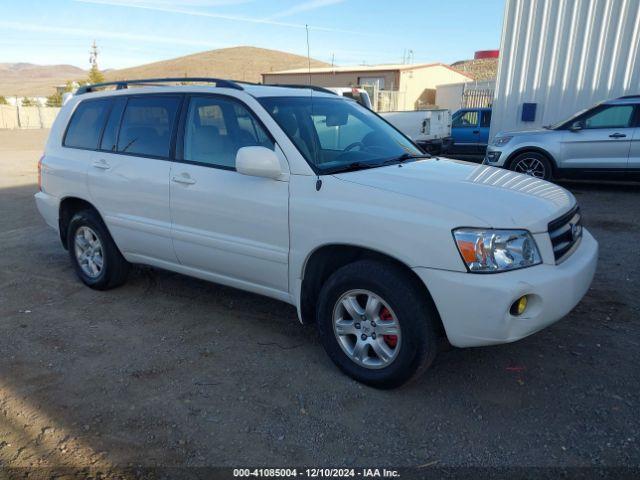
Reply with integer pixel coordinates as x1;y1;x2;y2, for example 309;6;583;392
491;0;640;138
0;105;60;129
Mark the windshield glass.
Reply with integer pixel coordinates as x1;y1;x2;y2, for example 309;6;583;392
258;96;422;173
548;106;591;129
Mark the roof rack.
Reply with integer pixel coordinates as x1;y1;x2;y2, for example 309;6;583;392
617;94;640;99
262;83;338;95
76;77;244;95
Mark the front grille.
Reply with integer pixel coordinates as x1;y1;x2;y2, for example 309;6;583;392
548;206;583;263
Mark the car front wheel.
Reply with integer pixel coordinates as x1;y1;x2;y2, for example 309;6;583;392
509;152;553;180
316;260;439;389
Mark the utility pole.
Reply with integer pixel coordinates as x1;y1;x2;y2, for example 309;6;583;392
89;40;99;70
88;40;105;84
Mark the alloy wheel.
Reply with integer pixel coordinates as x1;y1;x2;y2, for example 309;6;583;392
512;157;547;178
332;289;402;369
74;226;104;278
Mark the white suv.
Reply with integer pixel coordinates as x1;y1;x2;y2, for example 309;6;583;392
35;78;598;388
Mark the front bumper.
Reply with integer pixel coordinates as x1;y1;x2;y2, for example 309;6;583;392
413;229;598;347
483;148;502;165
484;143;514;167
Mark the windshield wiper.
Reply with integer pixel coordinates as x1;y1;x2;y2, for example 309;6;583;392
380;152;431;165
325;161;381;174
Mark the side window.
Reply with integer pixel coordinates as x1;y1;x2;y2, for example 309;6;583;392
583;105;634;129
64;99;111;149
480;110;492;128
117;95;181;158
183;96;274;169
99;97;126;152
452;110;479;128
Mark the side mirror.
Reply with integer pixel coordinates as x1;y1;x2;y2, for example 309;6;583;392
236;146;282;179
569;121;584;132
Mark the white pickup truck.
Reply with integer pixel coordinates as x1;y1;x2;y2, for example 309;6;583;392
381;109;452;154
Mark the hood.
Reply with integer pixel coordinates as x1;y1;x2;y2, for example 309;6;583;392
334;158;575;233
498;128;554;137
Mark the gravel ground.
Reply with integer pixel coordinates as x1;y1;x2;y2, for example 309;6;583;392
0;130;638;473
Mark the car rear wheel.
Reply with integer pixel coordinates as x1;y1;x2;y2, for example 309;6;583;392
316;260;438;389
67;209;130;290
509;152;553;180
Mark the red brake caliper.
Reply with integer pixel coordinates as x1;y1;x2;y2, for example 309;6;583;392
379;307;398;348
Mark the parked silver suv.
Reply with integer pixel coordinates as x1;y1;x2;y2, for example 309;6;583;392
484;96;640;180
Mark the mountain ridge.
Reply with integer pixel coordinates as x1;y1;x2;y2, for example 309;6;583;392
0;46;330;97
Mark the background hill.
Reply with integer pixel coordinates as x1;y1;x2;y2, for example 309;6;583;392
105;46;330;84
0;63;86;97
0;46;329;97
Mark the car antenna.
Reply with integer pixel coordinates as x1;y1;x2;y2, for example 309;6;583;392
306;24;322;192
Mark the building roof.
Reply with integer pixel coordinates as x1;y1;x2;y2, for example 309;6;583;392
264;62;470;76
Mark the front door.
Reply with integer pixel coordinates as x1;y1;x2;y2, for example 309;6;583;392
170;94;290;296
560;104;635;171
451;109;481;154
628;126;640;173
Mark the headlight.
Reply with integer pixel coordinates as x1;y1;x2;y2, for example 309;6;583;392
453;229;542;273
492;136;513;147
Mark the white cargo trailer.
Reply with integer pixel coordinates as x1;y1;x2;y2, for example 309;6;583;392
381;109;452;154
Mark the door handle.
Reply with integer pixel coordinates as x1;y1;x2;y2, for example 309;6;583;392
172;174;197;185
92;159;110;170
609;133;626;138
473;130;480;134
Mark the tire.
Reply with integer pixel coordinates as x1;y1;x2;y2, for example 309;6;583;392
508;151;553;180
67;209;130;290
316;259;439;389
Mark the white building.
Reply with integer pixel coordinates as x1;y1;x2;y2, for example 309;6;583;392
490;0;640;138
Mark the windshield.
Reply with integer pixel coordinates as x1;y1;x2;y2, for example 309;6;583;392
258;96;422;173
547;106;591;129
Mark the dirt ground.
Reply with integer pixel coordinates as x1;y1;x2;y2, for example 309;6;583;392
0;129;639;474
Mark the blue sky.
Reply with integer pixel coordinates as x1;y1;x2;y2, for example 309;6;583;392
0;0;505;69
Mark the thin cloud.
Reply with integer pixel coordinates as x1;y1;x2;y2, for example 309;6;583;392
267;0;345;20
73;0;368;35
0;20;222;48
125;0;253;6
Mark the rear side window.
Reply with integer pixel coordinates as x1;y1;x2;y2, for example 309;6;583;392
100;97;126;152
64;99;110;149
117;96;181;158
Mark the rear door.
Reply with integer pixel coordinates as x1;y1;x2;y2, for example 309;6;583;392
170;94;290;295
87;94;182;262
560;104;634;171
451;109;481;154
